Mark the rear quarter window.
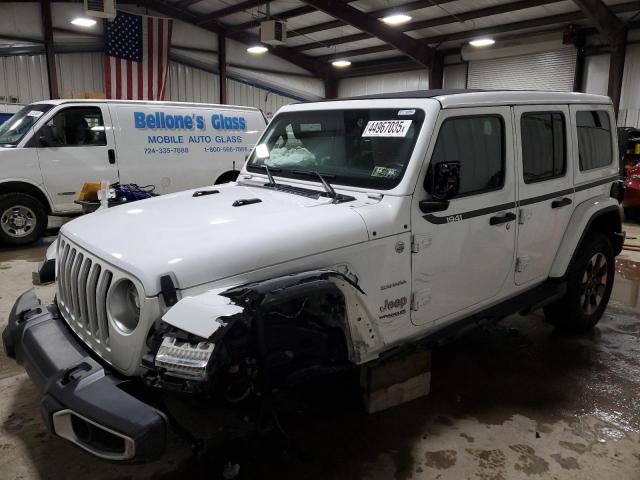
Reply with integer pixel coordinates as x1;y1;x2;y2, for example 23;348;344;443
577;110;613;171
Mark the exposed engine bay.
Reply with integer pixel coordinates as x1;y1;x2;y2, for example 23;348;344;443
142;271;361;405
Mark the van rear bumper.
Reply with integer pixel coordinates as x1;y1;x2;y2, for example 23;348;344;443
2;289;166;462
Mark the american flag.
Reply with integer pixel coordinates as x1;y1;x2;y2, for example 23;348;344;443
104;12;173;100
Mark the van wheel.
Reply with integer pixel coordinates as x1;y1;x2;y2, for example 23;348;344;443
0;193;47;246
544;232;615;332
215;170;240;185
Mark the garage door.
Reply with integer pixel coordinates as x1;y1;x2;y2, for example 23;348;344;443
468;48;577;91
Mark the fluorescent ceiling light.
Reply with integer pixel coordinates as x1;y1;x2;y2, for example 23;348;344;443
469;38;495;47
247;45;268;54
332;59;351;68
71;17;97;27
381;14;412;26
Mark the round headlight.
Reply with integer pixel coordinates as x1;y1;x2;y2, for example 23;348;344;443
109;279;141;334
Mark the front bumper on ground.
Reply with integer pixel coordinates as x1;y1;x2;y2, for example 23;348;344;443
2;289;167;461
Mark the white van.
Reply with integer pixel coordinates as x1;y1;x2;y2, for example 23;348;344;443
0;100;267;245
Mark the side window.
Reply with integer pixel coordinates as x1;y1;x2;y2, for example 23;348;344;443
577;110;612;171
521;112;566;183
429;116;504;197
42;107;106;147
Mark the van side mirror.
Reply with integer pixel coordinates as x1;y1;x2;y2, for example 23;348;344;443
38;125;59;147
427;161;461;200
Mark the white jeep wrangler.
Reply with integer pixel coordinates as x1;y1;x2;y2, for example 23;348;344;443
3;90;625;461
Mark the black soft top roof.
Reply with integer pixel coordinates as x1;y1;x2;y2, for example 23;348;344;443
333;89;484;101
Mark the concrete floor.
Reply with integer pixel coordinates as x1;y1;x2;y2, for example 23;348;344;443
1;218;640;479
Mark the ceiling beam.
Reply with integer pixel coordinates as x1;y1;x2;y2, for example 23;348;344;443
140;0;330;77
230;30;331;77
293;0;564;52
197;0;269;26
572;0;626;37
174;0;207;9
572;0;628;114
288;0;458;38
315;1;640;61
227;6;317;33
298;0;435;66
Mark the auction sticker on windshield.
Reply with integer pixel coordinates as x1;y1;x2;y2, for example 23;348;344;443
362;120;412;137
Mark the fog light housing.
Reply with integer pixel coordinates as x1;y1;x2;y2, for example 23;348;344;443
154;336;214;380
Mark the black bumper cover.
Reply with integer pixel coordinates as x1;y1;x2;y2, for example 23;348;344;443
2;289;166;461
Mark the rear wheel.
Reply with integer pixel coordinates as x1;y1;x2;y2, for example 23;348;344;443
0;193;47;246
544;232;615;332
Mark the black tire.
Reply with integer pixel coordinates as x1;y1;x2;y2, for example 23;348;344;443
215;170;240;185
0;193;47;246
544;232;615;332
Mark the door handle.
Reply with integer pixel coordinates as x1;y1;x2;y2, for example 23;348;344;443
108;149;116;165
551;197;572;209
490;212;516;225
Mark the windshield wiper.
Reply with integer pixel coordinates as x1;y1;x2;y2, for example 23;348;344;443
255;164;281;186
292;170;337;200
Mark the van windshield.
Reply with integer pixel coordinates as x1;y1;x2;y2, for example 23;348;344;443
246;108;425;190
0;104;54;147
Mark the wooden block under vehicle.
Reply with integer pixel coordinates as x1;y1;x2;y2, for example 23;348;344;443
361;350;432;414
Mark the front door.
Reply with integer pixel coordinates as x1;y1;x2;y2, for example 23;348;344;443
411;107;517;326
513;105;574;286
36;105;118;212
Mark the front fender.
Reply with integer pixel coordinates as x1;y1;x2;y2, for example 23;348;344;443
161;269;381;364
549;196;621;278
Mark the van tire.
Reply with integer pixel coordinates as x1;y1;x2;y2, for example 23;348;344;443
0;193;47;246
215;170;240;185
544;232;614;332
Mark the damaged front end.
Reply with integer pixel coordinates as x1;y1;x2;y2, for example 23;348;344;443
142;270;366;403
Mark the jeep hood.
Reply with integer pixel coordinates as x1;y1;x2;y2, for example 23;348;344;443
60;184;369;294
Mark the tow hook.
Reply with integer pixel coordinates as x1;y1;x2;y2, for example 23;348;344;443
60;362;93;386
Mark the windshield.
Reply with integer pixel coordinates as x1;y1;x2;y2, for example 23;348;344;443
0;104;54;146
246;108;425;190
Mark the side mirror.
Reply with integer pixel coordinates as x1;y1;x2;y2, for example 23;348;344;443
427;161;461;200
38;125;59;147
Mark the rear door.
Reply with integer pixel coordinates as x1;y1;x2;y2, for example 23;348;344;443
513;105;574;285
36;104;118;212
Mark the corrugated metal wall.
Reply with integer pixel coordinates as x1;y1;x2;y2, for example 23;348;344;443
582;54;609;95
166;61;220;103
0;54;48;104
443;64;468;89
56;52;105;96
467;49;577;91
619;44;640;128
338;70;430;98
227;78;296;118
0;52;297;113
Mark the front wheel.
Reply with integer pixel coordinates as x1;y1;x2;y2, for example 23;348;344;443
0;193;47;246
544;232;615;332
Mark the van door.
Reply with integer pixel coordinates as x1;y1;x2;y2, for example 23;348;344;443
411;107;517;326
513;105;574;286
36;104;118;212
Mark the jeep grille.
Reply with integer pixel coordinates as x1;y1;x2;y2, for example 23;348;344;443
57;237;112;348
